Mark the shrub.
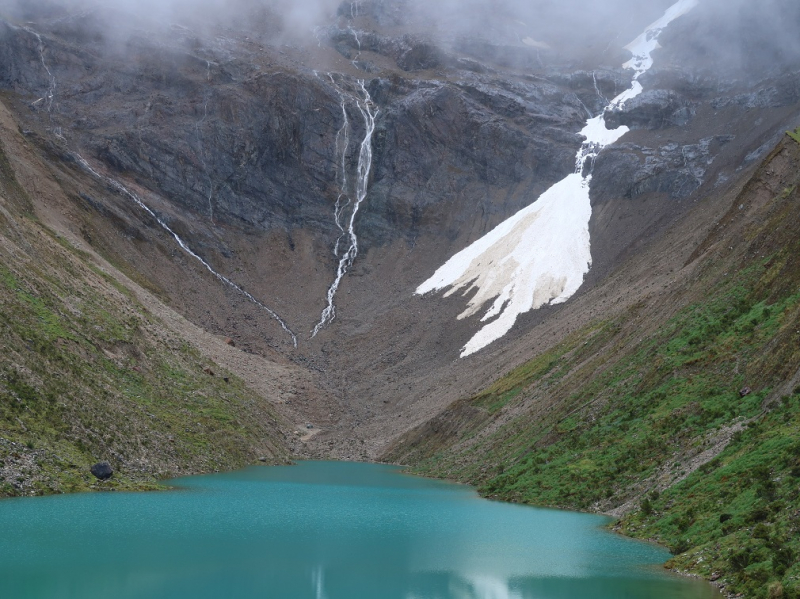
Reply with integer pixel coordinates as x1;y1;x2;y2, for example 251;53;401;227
748;505;770;523
772;547;795;575
753;523;771;539
641;497;654;515
730;550;752;571
671;538;691;555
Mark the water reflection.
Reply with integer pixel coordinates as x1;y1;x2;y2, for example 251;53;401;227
0;461;719;599
313;566;328;599
447;575;524;599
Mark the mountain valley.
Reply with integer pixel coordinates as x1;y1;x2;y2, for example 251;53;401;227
1;0;800;595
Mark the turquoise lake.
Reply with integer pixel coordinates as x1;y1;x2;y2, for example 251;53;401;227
0;461;719;598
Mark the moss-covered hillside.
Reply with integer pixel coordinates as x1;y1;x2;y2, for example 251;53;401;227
0;106;291;497
387;135;800;597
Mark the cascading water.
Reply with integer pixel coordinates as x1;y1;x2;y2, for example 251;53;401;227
23;27;56;114
416;0;699;358
311;77;378;338
18;23;297;347
592;71;609;106
75;155;298;348
21;25;65;141
330;76;352;258
348;27;363;68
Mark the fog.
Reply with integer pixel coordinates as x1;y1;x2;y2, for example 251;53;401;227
1;0;798;76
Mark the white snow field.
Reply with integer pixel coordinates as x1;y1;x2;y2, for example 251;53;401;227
417;0;698;357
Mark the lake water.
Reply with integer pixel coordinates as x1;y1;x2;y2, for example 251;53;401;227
0;461;719;598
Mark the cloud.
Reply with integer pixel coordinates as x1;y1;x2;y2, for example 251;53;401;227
1;0;796;79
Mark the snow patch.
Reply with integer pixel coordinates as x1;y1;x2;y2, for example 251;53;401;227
416;0;698;358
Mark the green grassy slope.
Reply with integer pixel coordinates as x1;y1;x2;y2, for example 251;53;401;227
0;119;290;498
387;138;800;597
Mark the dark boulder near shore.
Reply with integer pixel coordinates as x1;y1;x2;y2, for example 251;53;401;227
90;462;114;481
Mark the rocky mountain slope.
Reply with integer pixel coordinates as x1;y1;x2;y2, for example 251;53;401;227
1;0;800;594
0;94;311;494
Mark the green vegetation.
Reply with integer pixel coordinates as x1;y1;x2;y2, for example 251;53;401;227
624;393;800;598
0;141;288;497
408;271;799;511
788;127;800;145
0;236;288;496
395;139;800;596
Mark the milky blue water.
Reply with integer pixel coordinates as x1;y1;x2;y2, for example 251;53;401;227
0;461;718;598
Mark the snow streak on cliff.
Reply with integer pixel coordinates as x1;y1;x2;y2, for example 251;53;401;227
416;0;698;358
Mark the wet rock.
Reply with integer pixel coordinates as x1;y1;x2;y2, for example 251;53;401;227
604;89;694;130
591;136;735;205
336;0;405;26
328;28;444;72
592;144;698;203
90;462;113;480
396;40;444;71
711;76;800;111
456;39;544;71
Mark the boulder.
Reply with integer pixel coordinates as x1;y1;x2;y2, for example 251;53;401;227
90;462;113;480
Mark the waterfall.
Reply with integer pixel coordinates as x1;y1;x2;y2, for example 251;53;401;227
312;78;378;337
75;155;298;347
23;27;56;114
16;22;297;348
194;60;217;223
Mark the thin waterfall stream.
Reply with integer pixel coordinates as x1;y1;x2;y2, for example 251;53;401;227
312;76;378;337
16;22;298;347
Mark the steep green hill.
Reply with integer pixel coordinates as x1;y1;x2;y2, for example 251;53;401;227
387;136;800;597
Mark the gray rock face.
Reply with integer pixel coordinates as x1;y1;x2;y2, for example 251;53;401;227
592;136;736;204
90;462;113;480
0;12;596;254
2;0;800;472
0;0;799;366
604;89;694;130
327;27;446;72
